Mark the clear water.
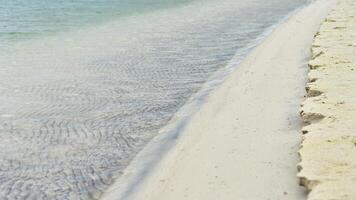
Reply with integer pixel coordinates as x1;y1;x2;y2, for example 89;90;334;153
0;0;306;199
0;0;193;42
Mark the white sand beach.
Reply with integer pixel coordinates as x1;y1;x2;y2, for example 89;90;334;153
100;0;337;199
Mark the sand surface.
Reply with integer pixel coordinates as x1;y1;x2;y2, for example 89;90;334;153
101;0;336;199
298;0;356;199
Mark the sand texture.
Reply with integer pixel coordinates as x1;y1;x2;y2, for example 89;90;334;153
102;0;335;199
298;0;356;199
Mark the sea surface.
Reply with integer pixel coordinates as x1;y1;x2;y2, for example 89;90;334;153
0;0;306;199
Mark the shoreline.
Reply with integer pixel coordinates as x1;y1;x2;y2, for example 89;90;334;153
0;0;314;199
101;0;336;199
99;3;309;200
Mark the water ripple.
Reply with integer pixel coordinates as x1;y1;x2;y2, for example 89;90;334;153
0;0;306;199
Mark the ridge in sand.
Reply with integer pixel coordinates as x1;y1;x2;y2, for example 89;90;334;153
298;0;356;199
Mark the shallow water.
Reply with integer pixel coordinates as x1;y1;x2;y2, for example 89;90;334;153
0;0;193;42
0;0;306;199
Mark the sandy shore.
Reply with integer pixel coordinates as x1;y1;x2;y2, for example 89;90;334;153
101;0;335;199
298;0;356;199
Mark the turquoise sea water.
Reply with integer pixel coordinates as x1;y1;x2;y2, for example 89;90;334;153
0;0;193;42
0;0;307;199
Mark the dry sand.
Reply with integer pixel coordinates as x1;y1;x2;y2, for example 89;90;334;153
101;0;336;199
298;0;356;199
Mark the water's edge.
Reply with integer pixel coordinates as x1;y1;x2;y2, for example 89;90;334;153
0;0;309;198
100;2;310;199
